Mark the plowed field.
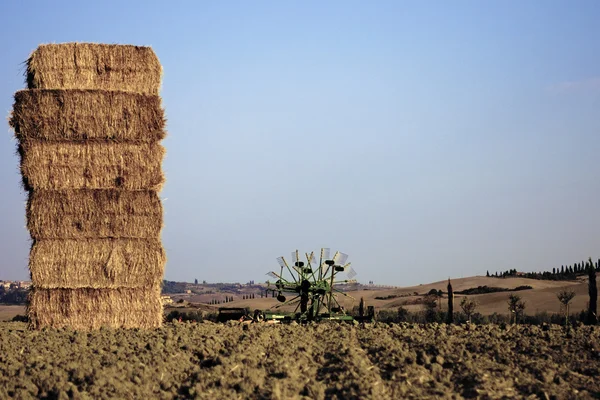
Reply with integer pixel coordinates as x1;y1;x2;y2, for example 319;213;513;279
0;322;598;399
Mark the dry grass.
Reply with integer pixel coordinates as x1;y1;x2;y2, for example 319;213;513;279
17;42;166;330
27;43;162;94
10;89;165;142
19;141;164;191
27;190;163;239
30;239;165;289
27;287;162;330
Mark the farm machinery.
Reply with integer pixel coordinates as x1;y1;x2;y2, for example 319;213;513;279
259;248;374;323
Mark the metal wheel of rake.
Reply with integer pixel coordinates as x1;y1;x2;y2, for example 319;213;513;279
266;248;357;320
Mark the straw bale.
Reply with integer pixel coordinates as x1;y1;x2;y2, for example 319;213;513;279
28;287;163;329
27;43;161;94
27;190;163;239
19;141;165;191
10;89;165;142
30;239;165;289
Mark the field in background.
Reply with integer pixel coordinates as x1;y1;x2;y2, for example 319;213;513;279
168;276;588;317
2;275;589;322
0;305;25;321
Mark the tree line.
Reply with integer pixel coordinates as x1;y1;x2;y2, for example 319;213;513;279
486;257;600;281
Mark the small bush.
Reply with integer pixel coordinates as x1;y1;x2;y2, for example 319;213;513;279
11;314;28;322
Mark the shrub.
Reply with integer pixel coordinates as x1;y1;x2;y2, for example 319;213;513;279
11;314;28;322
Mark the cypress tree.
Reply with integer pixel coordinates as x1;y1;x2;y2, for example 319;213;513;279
589;257;597;324
553;267;556;275
561;265;565;274
447;279;454;324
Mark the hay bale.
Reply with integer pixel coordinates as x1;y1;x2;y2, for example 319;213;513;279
10;89;165;142
28;287;162;329
27;190;162;239
30;239;165;289
27;43;161;94
19;141;164;190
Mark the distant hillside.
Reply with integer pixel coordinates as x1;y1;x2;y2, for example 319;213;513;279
161;274;593;318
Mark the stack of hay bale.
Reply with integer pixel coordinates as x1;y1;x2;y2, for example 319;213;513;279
9;43;166;329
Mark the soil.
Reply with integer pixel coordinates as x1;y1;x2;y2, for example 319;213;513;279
0;321;598;399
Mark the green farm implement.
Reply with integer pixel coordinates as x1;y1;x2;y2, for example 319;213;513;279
263;248;365;322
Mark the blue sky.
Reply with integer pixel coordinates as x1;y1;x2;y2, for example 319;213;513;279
0;1;598;286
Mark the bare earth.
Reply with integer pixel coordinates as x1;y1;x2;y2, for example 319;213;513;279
0;321;598;399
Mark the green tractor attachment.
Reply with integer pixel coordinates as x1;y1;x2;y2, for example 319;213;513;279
263;248;363;323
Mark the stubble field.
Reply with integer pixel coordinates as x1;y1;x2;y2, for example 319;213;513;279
0;321;599;399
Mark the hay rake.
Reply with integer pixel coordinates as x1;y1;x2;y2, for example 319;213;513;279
264;248;357;321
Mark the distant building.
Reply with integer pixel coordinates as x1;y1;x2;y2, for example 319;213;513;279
0;280;32;289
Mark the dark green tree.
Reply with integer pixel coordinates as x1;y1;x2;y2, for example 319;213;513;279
588;257;597;324
359;297;365;317
194;278;198;285
423;294;438;322
446;279;454;324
